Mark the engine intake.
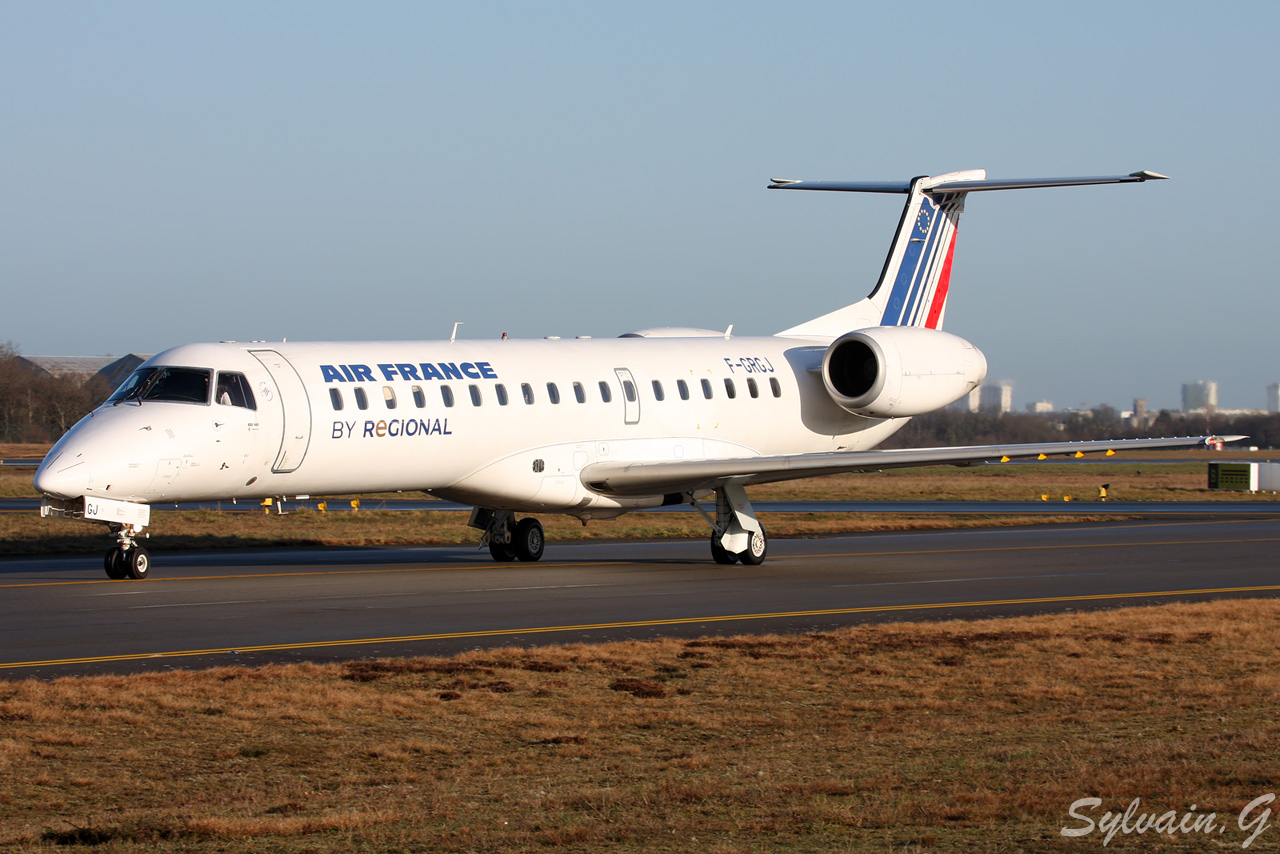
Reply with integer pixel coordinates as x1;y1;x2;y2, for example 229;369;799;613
821;327;987;417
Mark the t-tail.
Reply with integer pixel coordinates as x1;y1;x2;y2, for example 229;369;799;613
773;169;1168;340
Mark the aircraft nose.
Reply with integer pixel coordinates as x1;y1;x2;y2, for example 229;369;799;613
33;451;92;500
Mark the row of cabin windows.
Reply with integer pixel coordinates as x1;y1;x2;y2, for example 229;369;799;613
329;376;783;411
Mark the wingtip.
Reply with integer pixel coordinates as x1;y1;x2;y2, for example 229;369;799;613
1130;169;1170;181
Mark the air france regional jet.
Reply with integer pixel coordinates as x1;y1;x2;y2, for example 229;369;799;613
35;168;1231;580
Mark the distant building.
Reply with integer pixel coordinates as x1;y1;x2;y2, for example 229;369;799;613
949;388;981;413
1128;398;1155;429
17;355;149;389
1026;400;1055;414
1181;381;1218;413
978;382;1013;414
1268;383;1280;414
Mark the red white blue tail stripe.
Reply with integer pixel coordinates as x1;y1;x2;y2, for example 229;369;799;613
878;193;964;329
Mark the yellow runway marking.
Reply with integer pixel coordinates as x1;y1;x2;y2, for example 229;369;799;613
5;584;1280;670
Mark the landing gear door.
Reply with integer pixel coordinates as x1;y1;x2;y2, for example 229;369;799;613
250;350;312;473
614;368;640;425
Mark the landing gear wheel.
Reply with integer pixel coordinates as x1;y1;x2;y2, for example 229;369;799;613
125;546;151;580
738;525;767;566
513;518;545;562
710;536;738;565
488;538;517;562
104;547;128;579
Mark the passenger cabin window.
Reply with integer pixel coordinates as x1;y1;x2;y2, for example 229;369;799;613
770;377;782;398
701;378;713;399
547;382;561;404
496;384;509;406
412;386;426;408
521;383;535;404
598;381;612;403
469;384;482;406
354;387;369;410
652;380;664;401
573;382;585;403
329;388;344;411
441;386;455;408
677;379;689;400
108;367;211;405
724;378;737;399
215;372;256;409
383;386;397;409
622;380;637;402
747;377;759;398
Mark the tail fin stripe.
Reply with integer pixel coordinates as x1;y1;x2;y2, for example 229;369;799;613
881;196;939;325
908;208;958;326
902;212;948;326
924;228;957;329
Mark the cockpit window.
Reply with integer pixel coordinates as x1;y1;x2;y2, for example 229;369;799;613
216;372;256;409
108;367;212;405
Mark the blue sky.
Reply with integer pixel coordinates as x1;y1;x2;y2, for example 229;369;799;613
2;1;1276;411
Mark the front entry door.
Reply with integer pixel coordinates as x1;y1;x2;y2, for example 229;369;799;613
250;350;312;473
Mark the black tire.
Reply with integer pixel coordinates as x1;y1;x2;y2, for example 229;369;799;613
104;547;128;579
489;538;517;561
738;525;767;566
710;536;738;565
513;518;545;562
126;545;151;580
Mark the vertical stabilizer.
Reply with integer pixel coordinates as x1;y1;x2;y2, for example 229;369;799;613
771;168;1167;340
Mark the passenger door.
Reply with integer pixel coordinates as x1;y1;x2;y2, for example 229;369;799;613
250;350;312;473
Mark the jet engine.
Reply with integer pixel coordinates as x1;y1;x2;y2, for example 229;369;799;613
821;326;987;417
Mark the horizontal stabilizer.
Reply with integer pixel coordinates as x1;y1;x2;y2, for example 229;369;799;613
768;170;1168;194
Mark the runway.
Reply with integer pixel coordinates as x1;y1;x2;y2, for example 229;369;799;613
2;515;1278;679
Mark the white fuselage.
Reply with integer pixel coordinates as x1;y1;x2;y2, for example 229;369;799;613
35;335;904;518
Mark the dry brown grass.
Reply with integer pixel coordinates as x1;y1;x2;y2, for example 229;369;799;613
1;598;1278;851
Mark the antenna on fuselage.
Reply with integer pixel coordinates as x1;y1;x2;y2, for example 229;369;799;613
450;322;463;343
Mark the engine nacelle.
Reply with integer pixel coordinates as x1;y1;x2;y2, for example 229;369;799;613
821;327;987;417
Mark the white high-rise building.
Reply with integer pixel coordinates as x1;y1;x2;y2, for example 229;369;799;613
1182;381;1218;413
978;382;1013;414
1267;383;1280;414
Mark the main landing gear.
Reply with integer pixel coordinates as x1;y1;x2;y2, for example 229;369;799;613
695;482;768;566
471;509;545;562
104;524;151;579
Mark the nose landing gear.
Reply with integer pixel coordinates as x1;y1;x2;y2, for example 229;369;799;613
105;524;151;579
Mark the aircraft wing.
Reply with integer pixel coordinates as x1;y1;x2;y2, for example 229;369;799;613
580;435;1242;497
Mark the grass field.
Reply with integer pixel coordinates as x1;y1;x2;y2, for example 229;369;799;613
2;598;1278;852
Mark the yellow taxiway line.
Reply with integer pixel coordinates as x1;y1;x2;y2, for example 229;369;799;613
5;583;1280;670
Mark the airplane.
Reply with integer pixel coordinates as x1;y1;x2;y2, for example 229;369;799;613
34;168;1235;580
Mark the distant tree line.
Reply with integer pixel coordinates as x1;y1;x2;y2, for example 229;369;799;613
0;343;113;443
